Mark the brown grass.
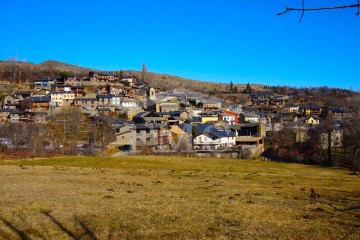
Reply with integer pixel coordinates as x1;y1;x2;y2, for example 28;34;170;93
0;156;359;239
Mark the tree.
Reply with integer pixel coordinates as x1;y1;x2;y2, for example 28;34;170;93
59;71;70;80
243;83;252;94
229;81;234;93
91;116;116;152
28;125;48;155
119;69;124;81
5;123;29;150
277;1;360;23
233;86;238;93
46;107;84;155
46;61;55;77
343;100;360;170
141;64;148;83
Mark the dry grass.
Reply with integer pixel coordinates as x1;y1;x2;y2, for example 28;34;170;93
0;156;359;239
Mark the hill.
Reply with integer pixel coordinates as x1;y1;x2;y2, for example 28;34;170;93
0;156;359;239
0;59;265;94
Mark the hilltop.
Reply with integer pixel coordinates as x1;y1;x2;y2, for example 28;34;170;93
0;59;265;94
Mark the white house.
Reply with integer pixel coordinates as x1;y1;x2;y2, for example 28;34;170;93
110;96;121;106
239;112;260;123
121;98;138;108
282;105;300;114
190;108;203;117
218;113;236;125
193;124;235;150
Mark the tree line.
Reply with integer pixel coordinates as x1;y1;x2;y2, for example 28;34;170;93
0;108;116;157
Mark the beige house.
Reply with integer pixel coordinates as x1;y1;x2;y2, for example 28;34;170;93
2;95;23;109
73;98;98;113
134;124;171;153
320;127;343;149
156;102;179;112
202;100;222;111
109;124;135;151
50;91;75;107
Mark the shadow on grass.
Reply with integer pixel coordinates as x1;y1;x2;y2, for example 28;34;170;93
0;211;104;240
0;216;30;240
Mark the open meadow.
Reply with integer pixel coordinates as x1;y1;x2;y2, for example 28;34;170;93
0;156;359;239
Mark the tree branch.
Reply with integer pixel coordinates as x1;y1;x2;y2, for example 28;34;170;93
277;2;360;22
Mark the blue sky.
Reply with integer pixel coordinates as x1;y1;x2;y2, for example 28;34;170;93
1;0;359;90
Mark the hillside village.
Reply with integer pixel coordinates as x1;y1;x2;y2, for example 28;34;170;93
0;69;359;168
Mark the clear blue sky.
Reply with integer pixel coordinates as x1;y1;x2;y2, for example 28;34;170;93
1;0;359;90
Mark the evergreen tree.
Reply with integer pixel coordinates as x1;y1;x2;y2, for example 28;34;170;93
244;82;252;94
119;70;124;81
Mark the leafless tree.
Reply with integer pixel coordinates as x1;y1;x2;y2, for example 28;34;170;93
277;0;360;23
47;107;84;155
91;116;116;153
343;100;360;170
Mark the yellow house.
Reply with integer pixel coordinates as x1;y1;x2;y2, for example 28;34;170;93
201;116;219;124
305;116;320;125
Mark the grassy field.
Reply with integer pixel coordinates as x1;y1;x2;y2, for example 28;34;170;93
0;156;359;239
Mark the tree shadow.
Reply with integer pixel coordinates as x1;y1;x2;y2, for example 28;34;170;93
0;211;106;240
0;216;30;240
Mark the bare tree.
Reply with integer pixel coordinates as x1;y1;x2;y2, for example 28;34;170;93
47;107;84;155
343;100;360;170
277;0;360;23
91;116;116;153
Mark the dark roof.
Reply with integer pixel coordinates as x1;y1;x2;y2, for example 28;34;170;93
306;105;322;110
30;96;51;102
134;111;151;118
154;111;184;116
253;99;269;102
97;94;116;98
74;98;98;101
229;123;261;130
35;78;54;82
135;124;167;130
330;107;345;113
193;124;233;139
71;86;84;89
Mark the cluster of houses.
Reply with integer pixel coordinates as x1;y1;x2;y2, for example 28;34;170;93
0;72;352;156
